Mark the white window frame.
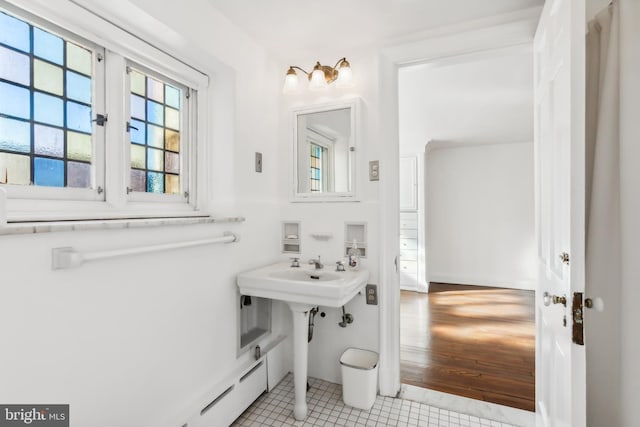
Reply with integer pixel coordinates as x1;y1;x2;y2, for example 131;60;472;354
0;0;209;223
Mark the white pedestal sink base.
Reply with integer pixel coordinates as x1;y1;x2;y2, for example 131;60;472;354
288;302;315;421
291;307;309;420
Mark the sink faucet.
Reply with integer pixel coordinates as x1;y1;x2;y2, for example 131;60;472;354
308;256;324;270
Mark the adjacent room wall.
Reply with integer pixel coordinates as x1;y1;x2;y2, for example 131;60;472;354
427;142;536;289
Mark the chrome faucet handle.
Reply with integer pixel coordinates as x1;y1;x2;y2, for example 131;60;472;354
308;256;323;269
290;257;300;268
336;261;346;272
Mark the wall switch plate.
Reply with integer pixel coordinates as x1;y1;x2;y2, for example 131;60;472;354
365;284;378;305
369;160;379;181
255;152;263;173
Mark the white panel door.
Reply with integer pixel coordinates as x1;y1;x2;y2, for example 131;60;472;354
534;0;586;426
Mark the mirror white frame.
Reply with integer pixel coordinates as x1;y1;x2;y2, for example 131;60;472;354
291;99;360;202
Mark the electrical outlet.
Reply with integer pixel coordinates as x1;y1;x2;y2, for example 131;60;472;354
255;152;263;173
365;284;378;305
369;160;379;181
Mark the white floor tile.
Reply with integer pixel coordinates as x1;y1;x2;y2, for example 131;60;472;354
231;374;525;427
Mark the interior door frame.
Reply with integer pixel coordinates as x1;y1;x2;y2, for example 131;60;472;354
377;9;543;397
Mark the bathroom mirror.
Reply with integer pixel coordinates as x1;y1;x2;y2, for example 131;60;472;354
292;100;359;201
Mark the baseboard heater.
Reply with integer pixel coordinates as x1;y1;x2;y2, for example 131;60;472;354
197;360;267;426
179;335;287;427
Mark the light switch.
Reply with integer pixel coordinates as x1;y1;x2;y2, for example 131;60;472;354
369;160;379;181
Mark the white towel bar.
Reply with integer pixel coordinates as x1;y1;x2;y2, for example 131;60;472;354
51;231;238;270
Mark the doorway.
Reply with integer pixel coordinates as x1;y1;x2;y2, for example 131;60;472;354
396;45;537;411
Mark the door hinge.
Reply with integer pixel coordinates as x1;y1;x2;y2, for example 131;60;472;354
97;53;104;62
572;292;584;345
93;114;108;127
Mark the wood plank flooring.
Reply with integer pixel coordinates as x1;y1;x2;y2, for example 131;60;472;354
400;283;535;412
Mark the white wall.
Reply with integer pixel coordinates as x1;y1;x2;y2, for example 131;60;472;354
278;51;382;384
0;1;287;427
427;142;535;289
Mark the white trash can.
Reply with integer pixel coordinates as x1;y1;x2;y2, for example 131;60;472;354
340;348;379;410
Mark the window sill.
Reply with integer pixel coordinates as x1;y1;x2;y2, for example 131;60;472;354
0;215;245;236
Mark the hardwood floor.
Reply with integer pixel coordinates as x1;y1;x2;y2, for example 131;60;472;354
400;283;535;412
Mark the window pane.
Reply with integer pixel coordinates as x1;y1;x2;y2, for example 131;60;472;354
165;130;179;152
0;10;96;190
0;81;30;119
147;147;163;171
0;11;30;53
34;59;64;96
66;101;92;133
66;71;91;104
34;124;64;157
66;42;91;76
0;152;30;185
130;70;145;96
67;161;91;188
165;107;179;130
147;77;163;102
165;174;179;194
147;124;164;148
130;169;146;192
165;85;180;109
130;119;146;144
0;117;30;153
147;171;164;193
34;92;64;126
147;100;164;125
165;152;179;174
131;144;145;169
33;157;64;187
67;131;92;161
131;94;145;120
0;45;30;86
33;27;63;65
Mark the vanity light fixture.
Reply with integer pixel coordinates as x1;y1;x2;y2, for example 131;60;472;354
283;58;354;94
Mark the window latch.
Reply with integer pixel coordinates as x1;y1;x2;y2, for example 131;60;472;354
93;114;108;127
126;121;138;133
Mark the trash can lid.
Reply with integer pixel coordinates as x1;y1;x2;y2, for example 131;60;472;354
340;348;379;370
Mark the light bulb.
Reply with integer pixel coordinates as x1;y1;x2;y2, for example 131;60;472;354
309;68;328;91
282;68;299;94
336;61;354;88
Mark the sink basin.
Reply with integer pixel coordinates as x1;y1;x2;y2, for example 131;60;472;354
237;261;369;307
237;261;370;421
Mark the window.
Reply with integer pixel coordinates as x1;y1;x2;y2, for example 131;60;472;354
0;2;207;222
127;66;186;197
0;10;102;194
309;142;326;192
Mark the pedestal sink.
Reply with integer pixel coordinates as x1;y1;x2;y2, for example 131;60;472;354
237;261;369;420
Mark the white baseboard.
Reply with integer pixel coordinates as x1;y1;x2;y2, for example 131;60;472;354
429;273;535;290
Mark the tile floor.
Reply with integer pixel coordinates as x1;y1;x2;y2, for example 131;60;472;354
231;374;520;427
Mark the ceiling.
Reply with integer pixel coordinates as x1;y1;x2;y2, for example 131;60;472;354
399;45;534;151
207;0;543;61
